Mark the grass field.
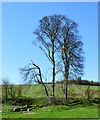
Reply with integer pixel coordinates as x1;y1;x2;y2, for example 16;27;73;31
3;83;97;98
2;105;99;118
2;84;99;118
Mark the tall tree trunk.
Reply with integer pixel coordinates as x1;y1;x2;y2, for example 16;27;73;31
64;38;69;105
64;65;69;105
52;40;55;97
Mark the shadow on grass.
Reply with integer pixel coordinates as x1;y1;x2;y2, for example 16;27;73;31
2;97;100;112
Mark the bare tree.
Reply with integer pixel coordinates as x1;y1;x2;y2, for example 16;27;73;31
20;15;84;105
20;60;49;97
33;15;65;97
57;17;84;105
2;79;10;101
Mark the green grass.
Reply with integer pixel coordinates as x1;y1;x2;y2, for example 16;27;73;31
2;84;98;99
2;84;99;118
5;84;98;98
2;105;98;118
2;102;13;112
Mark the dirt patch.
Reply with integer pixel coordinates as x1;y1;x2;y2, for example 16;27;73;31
24;111;36;114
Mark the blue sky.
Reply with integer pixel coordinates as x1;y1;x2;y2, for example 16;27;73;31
2;2;98;84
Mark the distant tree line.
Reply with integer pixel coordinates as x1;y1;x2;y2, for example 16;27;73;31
57;77;100;86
